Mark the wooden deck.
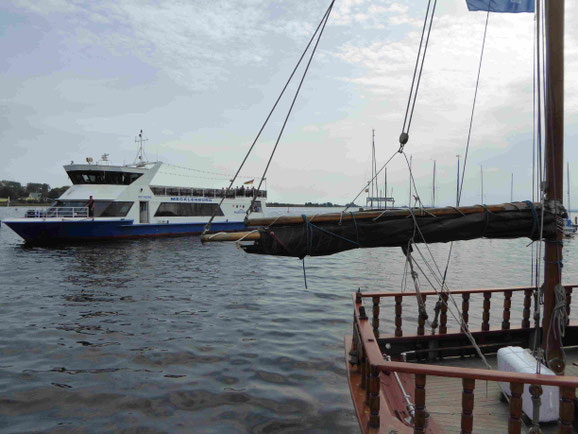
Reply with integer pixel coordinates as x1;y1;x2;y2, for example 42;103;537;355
423;347;578;433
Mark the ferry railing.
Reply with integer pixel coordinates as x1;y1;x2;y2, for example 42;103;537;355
25;207;89;218
349;287;578;433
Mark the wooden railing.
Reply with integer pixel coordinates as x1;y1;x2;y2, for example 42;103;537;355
358;284;577;338
350;285;578;433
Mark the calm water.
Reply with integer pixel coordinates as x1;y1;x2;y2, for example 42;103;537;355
1;207;577;433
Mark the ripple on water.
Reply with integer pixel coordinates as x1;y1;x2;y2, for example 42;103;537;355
1;215;577;432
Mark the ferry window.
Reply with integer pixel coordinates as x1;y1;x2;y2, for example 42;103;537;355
54;200;90;208
67;171;143;185
99;201;134;217
180;188;192;196
151;186;166;196
166;188;179;196
154;202;224;217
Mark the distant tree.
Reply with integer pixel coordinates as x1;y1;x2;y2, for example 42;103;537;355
26;183;45;194
0;180;25;199
47;186;69;199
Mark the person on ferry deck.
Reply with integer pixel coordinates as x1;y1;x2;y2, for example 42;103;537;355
87;196;95;217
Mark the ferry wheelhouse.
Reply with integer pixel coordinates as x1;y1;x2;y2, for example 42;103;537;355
3;160;266;244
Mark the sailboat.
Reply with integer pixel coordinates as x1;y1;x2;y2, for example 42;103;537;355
203;0;578;431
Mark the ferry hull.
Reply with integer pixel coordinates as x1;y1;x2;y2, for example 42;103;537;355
2;219;246;244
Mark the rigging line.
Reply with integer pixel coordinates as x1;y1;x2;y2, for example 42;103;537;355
346;0;438;214
440;8;491;297
401;151;478;325
400;151;463;320
457;9;490;204
406;0;438;133
401;0;432;133
247;0;335;218
203;0;335;231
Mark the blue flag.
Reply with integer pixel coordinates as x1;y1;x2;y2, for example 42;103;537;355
466;0;534;13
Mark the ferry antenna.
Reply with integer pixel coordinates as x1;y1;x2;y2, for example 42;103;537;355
134;129;149;166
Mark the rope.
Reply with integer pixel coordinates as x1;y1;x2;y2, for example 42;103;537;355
524;200;539;238
400;0;438;147
301;215;361;255
345;0;438;213
440;7;491;303
203;1;335;232
246;0;335;217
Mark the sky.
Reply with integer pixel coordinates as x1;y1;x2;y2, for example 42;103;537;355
1;0;577;207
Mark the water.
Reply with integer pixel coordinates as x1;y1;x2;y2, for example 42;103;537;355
1;207;577;433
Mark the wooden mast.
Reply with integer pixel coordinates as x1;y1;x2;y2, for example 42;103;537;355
542;0;565;373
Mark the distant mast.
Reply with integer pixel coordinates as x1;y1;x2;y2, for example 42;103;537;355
432;160;436;207
480;165;484;203
384;167;388;209
456;154;460;206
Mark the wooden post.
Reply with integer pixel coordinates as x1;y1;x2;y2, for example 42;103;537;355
559;386;575;433
565;287;572;326
417;295;427;336
440;293;448;335
482;292;491;331
414;374;427;433
368;364;380;428
395;295;403;337
365;357;371;402
461;378;475;434
502;290;512;330
462;293;470;332
372;296;380;338
360;347;367;390
508;382;523;434
522;288;532;328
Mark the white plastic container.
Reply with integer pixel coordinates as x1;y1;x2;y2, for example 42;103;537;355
497;346;559;422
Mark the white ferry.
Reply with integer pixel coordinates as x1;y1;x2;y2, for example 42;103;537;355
3;155;266;244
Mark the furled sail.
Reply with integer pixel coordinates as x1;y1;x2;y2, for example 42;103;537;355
232;202;558;258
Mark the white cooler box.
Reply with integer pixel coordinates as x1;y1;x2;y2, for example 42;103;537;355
497;346;559;422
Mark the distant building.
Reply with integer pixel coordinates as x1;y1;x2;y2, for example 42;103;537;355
26;192;42;201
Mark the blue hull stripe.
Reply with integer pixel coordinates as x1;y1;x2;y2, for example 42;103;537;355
2;220;247;243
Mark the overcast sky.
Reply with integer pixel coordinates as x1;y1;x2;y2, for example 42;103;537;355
1;0;577;207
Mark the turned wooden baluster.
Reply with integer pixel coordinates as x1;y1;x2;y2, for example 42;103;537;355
359;345;367;391
368;364;380;428
365;356;371;402
502;290;512;330
414;374;427;433
482;292;491;331
395;295;403;337
439;293;448;335
372;296;380;338
522;288;532;328
565;288;572;326
461;378;475;434
508;382;523;434
417;295;427;336
461;293;470;332
559;386;576;434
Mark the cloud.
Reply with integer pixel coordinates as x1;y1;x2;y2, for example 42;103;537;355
2;0;577;206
